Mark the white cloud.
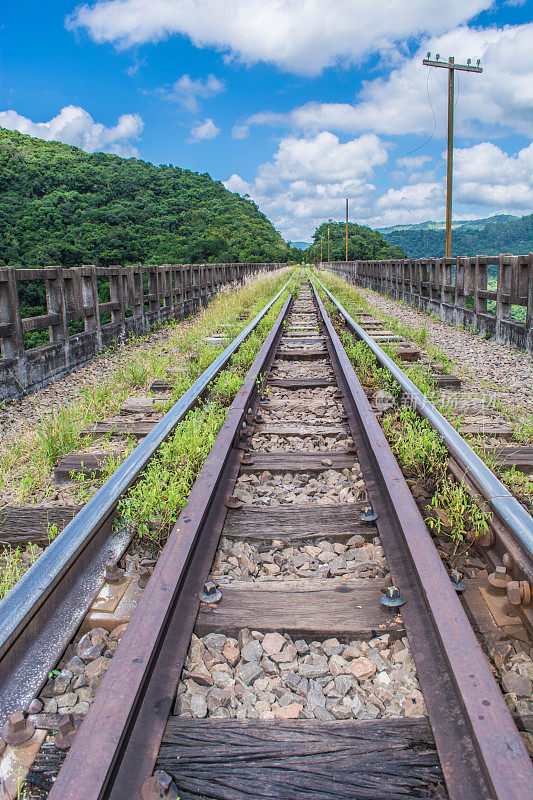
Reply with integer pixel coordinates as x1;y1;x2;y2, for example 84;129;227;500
0;105;143;156
372;182;445;226
225;173;253;195
157;74;224;112
231;123;250;140
340;141;533;228
359;140;533;227
67;0;490;76
453;141;533;210
226;130;533;236
390;154;436;186
240;23;533;138
225;131;388;239
188;117;220;142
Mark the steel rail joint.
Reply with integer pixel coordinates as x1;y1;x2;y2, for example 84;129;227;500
47;292;293;800
0;270;296;721
311;279;533;800
310;271;533;555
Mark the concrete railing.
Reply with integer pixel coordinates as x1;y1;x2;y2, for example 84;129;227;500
321;254;533;353
0;262;283;401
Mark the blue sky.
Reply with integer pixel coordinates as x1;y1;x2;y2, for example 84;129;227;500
1;0;532;241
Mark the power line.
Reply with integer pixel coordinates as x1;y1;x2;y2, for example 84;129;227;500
405;68;437;157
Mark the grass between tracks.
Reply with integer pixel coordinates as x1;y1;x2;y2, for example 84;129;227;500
0;269;295;593
117;276;299;543
310;269;523;561
0;268;292;506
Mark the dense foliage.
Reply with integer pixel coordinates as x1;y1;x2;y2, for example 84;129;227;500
304;221;405;261
0;126;299;269
381;214;533;258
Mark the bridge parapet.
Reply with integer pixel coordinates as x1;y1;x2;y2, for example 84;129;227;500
0;262;281;401
321;254;533;354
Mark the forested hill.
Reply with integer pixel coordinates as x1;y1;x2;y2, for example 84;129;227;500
305;221;405;261
0;127;293;268
380;213;533;258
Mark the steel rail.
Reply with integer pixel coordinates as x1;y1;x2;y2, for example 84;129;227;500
47;291;293;800
0;270;295;723
311;281;533;800
311;271;533;555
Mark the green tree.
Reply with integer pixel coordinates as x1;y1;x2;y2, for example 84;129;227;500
304;221;405;261
0;126;292;272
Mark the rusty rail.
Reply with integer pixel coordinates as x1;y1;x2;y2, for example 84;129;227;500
17;273;533;800
0;272;295;724
46;291;293;800
311;280;533;800
311;271;533;559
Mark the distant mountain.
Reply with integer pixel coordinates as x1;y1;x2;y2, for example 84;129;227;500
289;241;312;250
379;213;533;258
377;214;519;235
453;214;519;231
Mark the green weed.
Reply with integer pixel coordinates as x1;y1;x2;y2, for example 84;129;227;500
34;405;91;467
0;542;41;600
118;403;226;542
0;268;291;504
512;417;533;445
211;370;244;405
427;477;491;559
382;407;448;483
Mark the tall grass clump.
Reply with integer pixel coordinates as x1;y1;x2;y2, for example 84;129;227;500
118;403;226;542
0;543;41;600
117;288;289;544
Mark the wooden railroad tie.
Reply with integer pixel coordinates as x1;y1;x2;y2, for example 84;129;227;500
196;578;404;639
255;423;348;437
494;445;533;475
222;503;369;542
81;421;158;438
238;451;356;473
459;422;514;440
268;377;335;389
276;349;328;360
155;717;446;800
54;452;123;483
0;504;83;546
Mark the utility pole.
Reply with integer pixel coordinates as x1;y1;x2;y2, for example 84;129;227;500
327;225;330;262
319;235;324;264
422;53;482;257
345;199;348;261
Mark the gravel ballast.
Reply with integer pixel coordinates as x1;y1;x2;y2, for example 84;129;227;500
175;630;426;721
210;536;388;581
357;286;533;417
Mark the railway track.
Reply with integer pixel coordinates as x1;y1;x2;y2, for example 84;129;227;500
312;270;533;634
1;277;532;800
